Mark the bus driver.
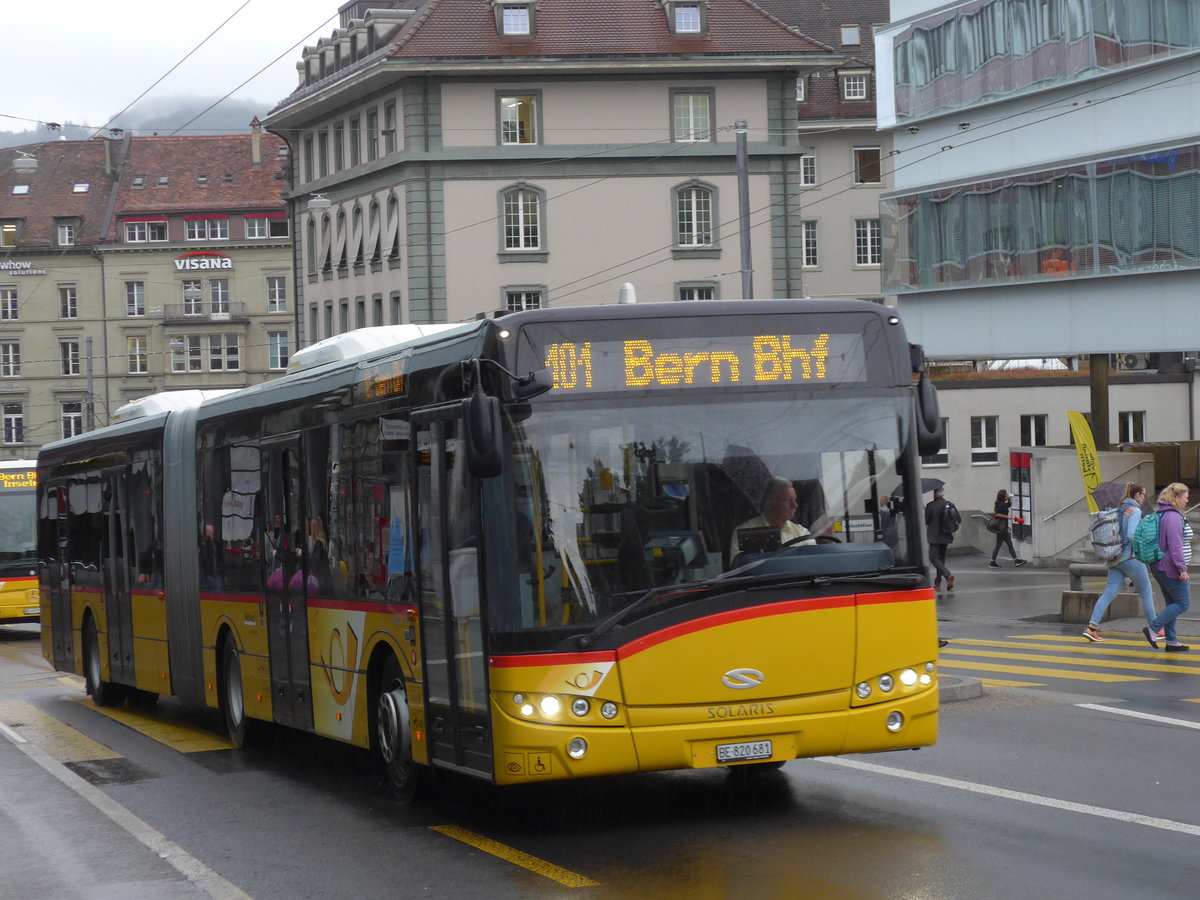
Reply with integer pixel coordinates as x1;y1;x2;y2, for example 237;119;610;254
729;476;814;564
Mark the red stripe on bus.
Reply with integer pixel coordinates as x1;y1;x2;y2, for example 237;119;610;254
856;588;936;605
489;650;618;668
616;595;857;660
200;592;259;604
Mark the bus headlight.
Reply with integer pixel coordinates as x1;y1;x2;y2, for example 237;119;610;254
856;681;872;699
567;737;588;759
519;703;535;717
539;695;562;718
878;674;894;692
899;668;918;686
571;697;590;717
600;701;618;719
886;712;904;733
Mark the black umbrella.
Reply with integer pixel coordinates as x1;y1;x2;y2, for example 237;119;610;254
891;477;945;499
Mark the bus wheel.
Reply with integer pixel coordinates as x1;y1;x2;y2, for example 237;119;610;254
375;655;426;803
220;637;259;749
83;618;125;707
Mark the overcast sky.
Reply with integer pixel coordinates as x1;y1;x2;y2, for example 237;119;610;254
6;0;342;131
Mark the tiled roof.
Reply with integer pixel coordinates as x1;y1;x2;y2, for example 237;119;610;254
0;140;120;248
114;133;288;220
388;0;832;59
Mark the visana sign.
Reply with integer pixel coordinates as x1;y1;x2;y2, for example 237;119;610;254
174;252;234;271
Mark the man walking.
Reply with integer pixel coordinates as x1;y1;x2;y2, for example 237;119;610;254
925;487;960;591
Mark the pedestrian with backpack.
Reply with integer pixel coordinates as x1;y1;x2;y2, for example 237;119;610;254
1083;483;1157;642
925;487;960;590
1142;482;1193;652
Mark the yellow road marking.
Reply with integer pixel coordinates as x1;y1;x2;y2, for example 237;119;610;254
952;637;1200;665
978;678;1046;687
430;825;599;888
942;647;1200;675
938;661;1153;682
76;697;232;753
0;699;119;762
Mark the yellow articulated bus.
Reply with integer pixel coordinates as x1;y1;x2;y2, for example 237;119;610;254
38;300;943;799
0;459;39;625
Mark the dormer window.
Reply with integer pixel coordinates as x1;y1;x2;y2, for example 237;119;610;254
841;24;861;46
72;183;90;193
665;1;707;36
493;0;535;37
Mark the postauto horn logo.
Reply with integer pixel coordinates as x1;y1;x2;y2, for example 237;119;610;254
722;668;764;690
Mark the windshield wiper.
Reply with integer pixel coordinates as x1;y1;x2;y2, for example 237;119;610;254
574;580;726;649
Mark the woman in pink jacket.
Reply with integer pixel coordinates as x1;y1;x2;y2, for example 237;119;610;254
1143;483;1193;652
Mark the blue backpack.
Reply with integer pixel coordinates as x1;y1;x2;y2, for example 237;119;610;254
1131;511;1164;565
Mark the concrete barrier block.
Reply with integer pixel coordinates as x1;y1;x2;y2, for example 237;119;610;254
1060;591;1142;623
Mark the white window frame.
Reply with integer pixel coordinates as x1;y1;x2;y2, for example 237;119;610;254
267;276;288;313
970;415;999;464
502;188;541;250
0;287;16;320
268;331;289;370
209;279;230;315
505;289;543;312
61;402;84;439
2;404;23;444
171;335;203;372
676;283;717;301
676;185;715;247
0;342;19;377
1118;410;1146;444
57;223;76;246
855;218;881;266
1020;413;1048;447
127;336;149;374
125;281;146;317
499;94;539;145
802;220;819;268
186;218;229;241
209;334;241;371
841;72;869;100
672;90;713;143
800;154;816;186
60;339;80;376
59;284;78;319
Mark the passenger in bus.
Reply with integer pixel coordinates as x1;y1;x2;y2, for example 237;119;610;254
308;516;332;591
728;477;814;564
199;523;224;590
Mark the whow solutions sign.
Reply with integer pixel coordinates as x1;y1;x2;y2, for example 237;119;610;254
174;252;234;271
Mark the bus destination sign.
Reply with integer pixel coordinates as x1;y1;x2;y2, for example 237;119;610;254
544;333;867;393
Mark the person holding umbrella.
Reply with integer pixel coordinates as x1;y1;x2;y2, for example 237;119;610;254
924;486;960;590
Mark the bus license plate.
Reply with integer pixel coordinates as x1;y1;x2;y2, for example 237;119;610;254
716;740;773;763
23;608;39;616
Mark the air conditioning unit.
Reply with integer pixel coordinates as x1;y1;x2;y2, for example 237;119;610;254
1115;353;1150;371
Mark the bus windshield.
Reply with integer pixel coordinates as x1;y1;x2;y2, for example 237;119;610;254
495;389;917;651
0;486;37;571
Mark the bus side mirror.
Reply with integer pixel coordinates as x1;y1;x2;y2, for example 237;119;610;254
915;370;944;457
463;388;503;479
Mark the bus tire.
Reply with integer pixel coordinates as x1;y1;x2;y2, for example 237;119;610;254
374;655;426;803
83;617;125;707
220;636;261;749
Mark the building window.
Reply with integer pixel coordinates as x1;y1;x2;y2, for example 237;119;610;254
853;146;882;184
1020;414;1048;447
60;340;80;376
677;283;716;301
61;402;84;439
499;95;539;145
127;336;149;374
796;77;806;102
245;216;287;238
383;102;397;155
267;276;287;312
666;1;706;34
841;24;861;45
841;72;869;100
57;223;76;246
802;220;819;267
268;331;289;370
367;109;379;161
390;291;402;324
339;300;349;333
72;183;90;193
125;220;168;242
209;279;230;315
372;294;383;326
170;335;202;372
0;342;19;377
505;290;543;312
971;415;998;464
186;218;229;240
1118;411;1146;444
855;218;881;266
349;116;361;166
1;221;20;247
497;2;533;35
125;282;145;317
132;176;145;187
11;185;28;195
2;404;24;444
922;418;949;466
676;185;714;247
502;187;541;250
672;91;712;142
0;288;16;320
318;130;329;178
59;284;78;319
333;122;345;171
180;280;202;316
209;334;241;371
800;153;816;186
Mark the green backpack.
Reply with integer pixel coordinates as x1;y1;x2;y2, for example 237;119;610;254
1131;511;1164;565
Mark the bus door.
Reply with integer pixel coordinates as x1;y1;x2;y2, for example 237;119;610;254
100;469;135;686
414;414;492;778
261;438;313;730
42;480;73;672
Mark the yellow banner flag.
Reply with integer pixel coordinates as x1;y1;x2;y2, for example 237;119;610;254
1067;411;1100;513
